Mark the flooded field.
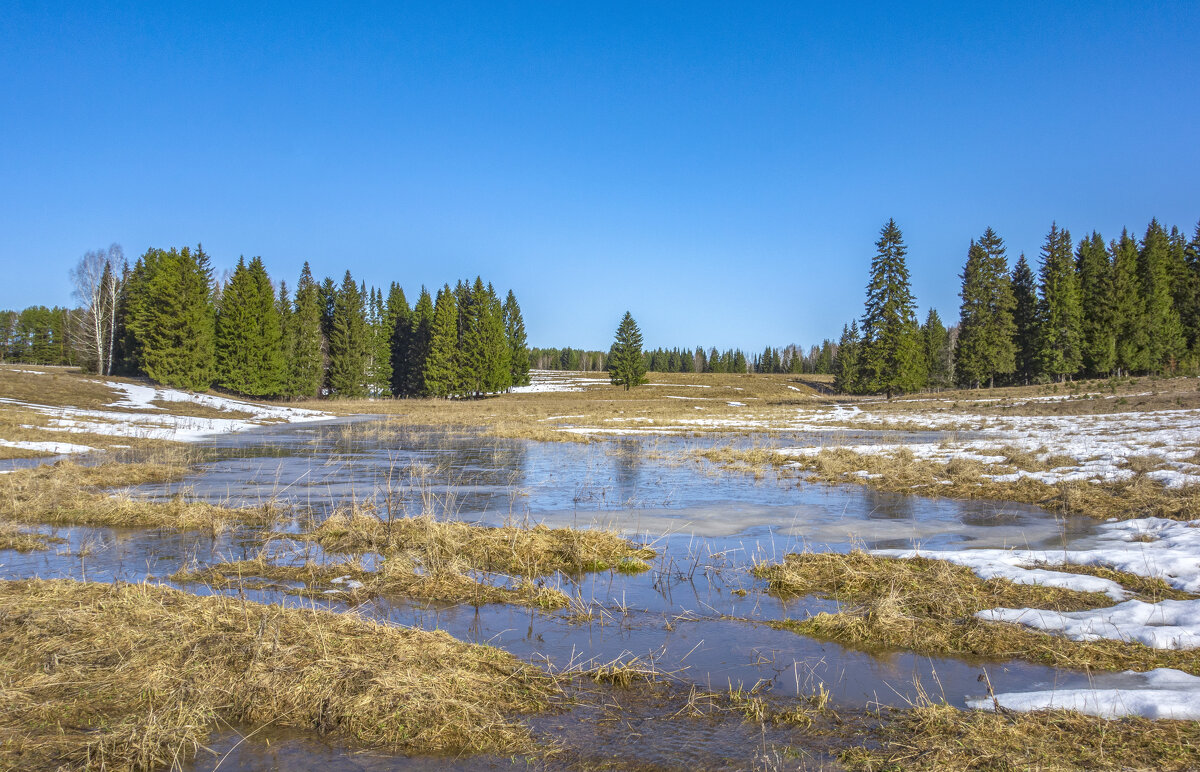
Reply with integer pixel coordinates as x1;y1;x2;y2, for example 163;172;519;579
1;417;1117;769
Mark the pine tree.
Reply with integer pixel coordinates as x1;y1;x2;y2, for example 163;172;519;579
1037;223;1083;382
423;285;459;397
1076;231;1116;376
833;321;861;393
290;262;325;398
1010;254;1039;384
955;228;1016;388
214;257;284;396
385;283;411;396
124;245;215;390
1140;219;1186;372
502;290;530;387
408;287;434;396
608;311;647;390
1112;230;1149;375
922;309;952;389
860;219;924;398
326;271;368;398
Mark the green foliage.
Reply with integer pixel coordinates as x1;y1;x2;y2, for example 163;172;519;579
408;287;435;396
366;287;392;396
503;290;530;387
608;311;647;390
214;257;285;397
1037;223;1083;381
1010;253;1039;384
922;309;952;389
860;219;924;398
385;283;411;397
326;271;368;398
833;320;861;393
1076;231;1116;376
124;245;215;391
423;285;460;397
954;228;1015;387
289;263;326;398
1112;230;1148;375
1140;219;1186;372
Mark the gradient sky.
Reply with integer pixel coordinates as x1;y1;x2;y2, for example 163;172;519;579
2;1;1198;350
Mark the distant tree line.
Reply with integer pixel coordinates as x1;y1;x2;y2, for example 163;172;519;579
2;245;531;399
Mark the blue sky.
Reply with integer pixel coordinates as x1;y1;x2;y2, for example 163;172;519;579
2;1;1198;349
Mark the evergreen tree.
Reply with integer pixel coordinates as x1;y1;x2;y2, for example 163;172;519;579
326;271;368;397
1187;222;1200;354
366;286;392;395
482;282;511;393
1037;223;1083;382
608;311;647;390
833;321;861;393
124;245;215;390
456;277;488;395
277;281;296;395
922;309;952;389
503;290;530;387
1076;231;1116;376
1010;254;1039;384
385;283;411;396
1112;230;1149;375
290;262;325;398
860;219;924;398
423;285;459;397
409;287;435;396
214;257;284;396
1140;219;1186;372
954;228;1016;388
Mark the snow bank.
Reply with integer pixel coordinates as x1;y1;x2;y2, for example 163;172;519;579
977;598;1200;650
967;668;1200;719
510;370;610;393
0;439;94;455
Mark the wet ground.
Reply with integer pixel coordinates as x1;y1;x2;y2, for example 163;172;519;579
0;419;1109;769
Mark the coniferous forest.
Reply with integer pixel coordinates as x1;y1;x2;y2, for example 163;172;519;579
0;245;531;399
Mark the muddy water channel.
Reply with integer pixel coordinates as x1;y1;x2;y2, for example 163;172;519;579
2;420;1106;769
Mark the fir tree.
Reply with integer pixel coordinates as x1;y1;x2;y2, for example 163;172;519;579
482;282;511;393
1010;254;1039;384
124;245;215;390
1037;223;1083;382
423;285;459;397
833;320;861;394
385;283;411;396
366;286;392;396
608;311;647;390
456;277;488;395
922;309;952;389
860;219;924;398
1112;230;1149;375
408;287;434;396
1076;231;1116;376
1140;219;1186;372
277;281;294;392
1187;222;1200;353
954;228;1016;388
503;290;530;387
326;271;368;397
290;262;325;398
214;257;284;396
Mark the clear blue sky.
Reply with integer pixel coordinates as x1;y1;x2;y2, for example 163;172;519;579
2;1;1198;350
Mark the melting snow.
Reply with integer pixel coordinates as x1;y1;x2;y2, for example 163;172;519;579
968;668;1200;719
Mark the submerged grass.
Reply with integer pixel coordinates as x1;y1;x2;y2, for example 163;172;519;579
0;578;558;771
756;550;1200;674
0;522;63;552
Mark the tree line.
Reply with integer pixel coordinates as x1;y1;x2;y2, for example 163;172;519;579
1;244;531;399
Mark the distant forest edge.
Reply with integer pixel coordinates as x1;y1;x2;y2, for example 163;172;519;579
4;215;1200;397
0;245;530;399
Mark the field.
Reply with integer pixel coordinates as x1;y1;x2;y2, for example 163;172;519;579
1;364;1199;769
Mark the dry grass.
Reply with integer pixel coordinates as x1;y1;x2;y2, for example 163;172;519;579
843;701;1200;771
756;551;1200;674
0;522;63;552
309;509;654;577
0;579;557;770
0;454;285;530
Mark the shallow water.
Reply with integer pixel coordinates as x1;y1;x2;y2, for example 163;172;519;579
2;419;1103;769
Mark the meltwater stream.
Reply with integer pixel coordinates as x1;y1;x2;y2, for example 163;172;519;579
0;419;1106;769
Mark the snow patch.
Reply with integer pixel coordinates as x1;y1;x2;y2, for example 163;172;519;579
968;668;1200;719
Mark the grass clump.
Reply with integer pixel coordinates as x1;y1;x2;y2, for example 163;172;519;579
756;550;1200;674
0;522;63;552
307;509;654;577
842;701;1200;771
173;553;571;610
0;578;558;771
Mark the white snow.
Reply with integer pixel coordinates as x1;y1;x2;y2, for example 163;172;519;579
329;575;365;590
510;370;610;393
0;439;94;455
968;668;1200;719
727;401;747;407
977;599;1200;650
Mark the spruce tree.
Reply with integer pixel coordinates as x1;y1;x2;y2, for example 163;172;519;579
502;289;530;387
609;311;647;390
408;287;435;396
955;228;1016;388
833;321;861;394
482;283;511;393
1076;231;1116;376
214;257;284;396
860;219;924;398
366;286;392;396
1140;219;1186;372
290;262;325;398
277;280;294;392
922;309;952;389
124;245;215;390
1112;230;1149;375
385;283;411;396
1037;223;1083;382
1010;254;1039;384
423;285;459;397
456;277;488;396
1187;222;1200;354
326;271;368;398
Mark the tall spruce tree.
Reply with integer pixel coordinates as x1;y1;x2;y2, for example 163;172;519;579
124;245;215;390
385;283;411;396
1187;222;1200;354
1010;253;1039;384
1139;219;1186;372
833;320;861;394
366;286;392;396
326;271;368;398
276;281;296;394
408;287;435;396
214;257;284;396
456;277;488;396
609;311;647;390
482;282;511;393
860;219;924;398
1076;231;1116;376
1037;223;1083;382
922;309;952;389
290;262;325;398
423;285;459;397
502;289;530;387
954;228;1016;388
1112;230;1149;375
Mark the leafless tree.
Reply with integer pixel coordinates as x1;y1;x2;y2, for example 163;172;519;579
70;244;124;375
